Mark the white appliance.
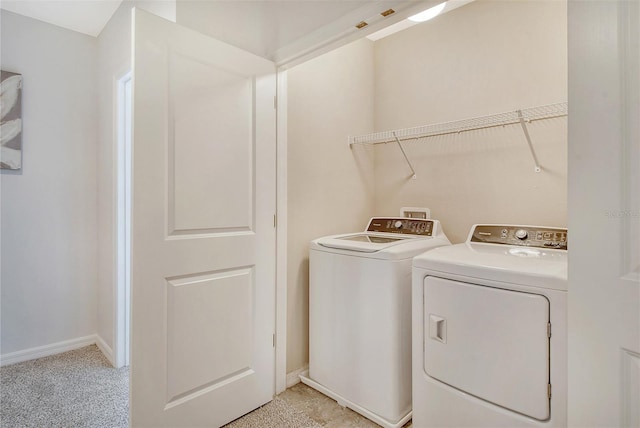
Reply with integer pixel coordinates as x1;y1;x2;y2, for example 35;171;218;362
412;224;568;427
300;217;451;428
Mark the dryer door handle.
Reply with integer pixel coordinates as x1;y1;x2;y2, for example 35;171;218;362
429;314;447;344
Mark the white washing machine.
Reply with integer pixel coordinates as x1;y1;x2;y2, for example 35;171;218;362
300;217;451;428
412;224;567;427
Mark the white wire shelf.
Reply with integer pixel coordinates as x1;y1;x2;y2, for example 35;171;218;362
349;102;567;146
349;102;567;176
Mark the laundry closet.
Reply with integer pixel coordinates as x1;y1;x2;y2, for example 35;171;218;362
1;0;635;425
286;0;567;377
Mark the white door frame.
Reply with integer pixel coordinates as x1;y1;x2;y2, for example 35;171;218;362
114;70;132;369
275;69;288;393
567;0;640;425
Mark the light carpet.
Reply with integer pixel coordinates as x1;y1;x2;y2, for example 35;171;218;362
0;345;321;428
225;397;321;428
0;345;129;428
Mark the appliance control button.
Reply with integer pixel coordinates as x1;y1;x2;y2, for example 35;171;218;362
394;221;403;229
515;229;528;240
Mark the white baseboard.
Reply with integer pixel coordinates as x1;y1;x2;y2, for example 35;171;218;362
95;334;114;367
286;365;309;388
0;335;97;367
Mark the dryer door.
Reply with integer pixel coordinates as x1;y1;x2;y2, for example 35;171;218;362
423;276;550;420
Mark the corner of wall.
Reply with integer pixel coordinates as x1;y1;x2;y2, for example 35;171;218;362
285;38;376;374
95;334;115;367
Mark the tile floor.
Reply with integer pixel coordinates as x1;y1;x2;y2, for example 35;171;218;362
278;383;412;428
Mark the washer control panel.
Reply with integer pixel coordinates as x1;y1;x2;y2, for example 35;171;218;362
470;225;567;250
367;217;434;236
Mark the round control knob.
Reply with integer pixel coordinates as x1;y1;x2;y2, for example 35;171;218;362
515;229;528;240
394;221;403;229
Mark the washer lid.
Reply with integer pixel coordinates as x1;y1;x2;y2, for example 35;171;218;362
311;218;451;259
317;233;417;253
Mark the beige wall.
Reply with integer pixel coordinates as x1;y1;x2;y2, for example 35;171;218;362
285;0;567;374
286;38;376;372
373;0;567;243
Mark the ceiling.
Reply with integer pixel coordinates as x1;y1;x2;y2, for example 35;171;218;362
0;0;409;40
0;0;428;41
0;0;473;62
0;0;123;37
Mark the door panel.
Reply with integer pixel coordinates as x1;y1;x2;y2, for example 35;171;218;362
424;276;550;421
169;51;253;234
166;268;254;403
131;8;276;427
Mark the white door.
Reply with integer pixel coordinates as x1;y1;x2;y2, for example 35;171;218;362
568;0;640;426
424;277;550;421
130;8;276;427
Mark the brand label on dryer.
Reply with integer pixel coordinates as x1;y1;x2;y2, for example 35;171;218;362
470;225;568;250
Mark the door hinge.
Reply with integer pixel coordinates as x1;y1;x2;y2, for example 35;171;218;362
274;95;277;109
273;333;276;348
273;214;277;228
547;322;552;338
548;383;552;399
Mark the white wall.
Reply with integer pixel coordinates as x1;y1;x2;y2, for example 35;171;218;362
373;0;567;243
0;11;98;354
96;0;175;359
286;38;375;372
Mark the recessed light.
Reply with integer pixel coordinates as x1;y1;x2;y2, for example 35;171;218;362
408;2;447;23
367;0;474;41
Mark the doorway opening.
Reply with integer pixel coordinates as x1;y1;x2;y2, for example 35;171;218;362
115;71;132;368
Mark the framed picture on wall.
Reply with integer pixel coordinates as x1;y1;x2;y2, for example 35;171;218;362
1;70;23;170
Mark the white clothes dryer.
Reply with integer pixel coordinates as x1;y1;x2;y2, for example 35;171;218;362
412;224;568;428
300;217;451;428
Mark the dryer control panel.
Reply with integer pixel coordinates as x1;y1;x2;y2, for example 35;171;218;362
470;225;568;250
367;217;434;236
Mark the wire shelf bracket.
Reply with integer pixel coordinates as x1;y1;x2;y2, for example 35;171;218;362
517;109;542;173
348;102;567;174
392;131;417;179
